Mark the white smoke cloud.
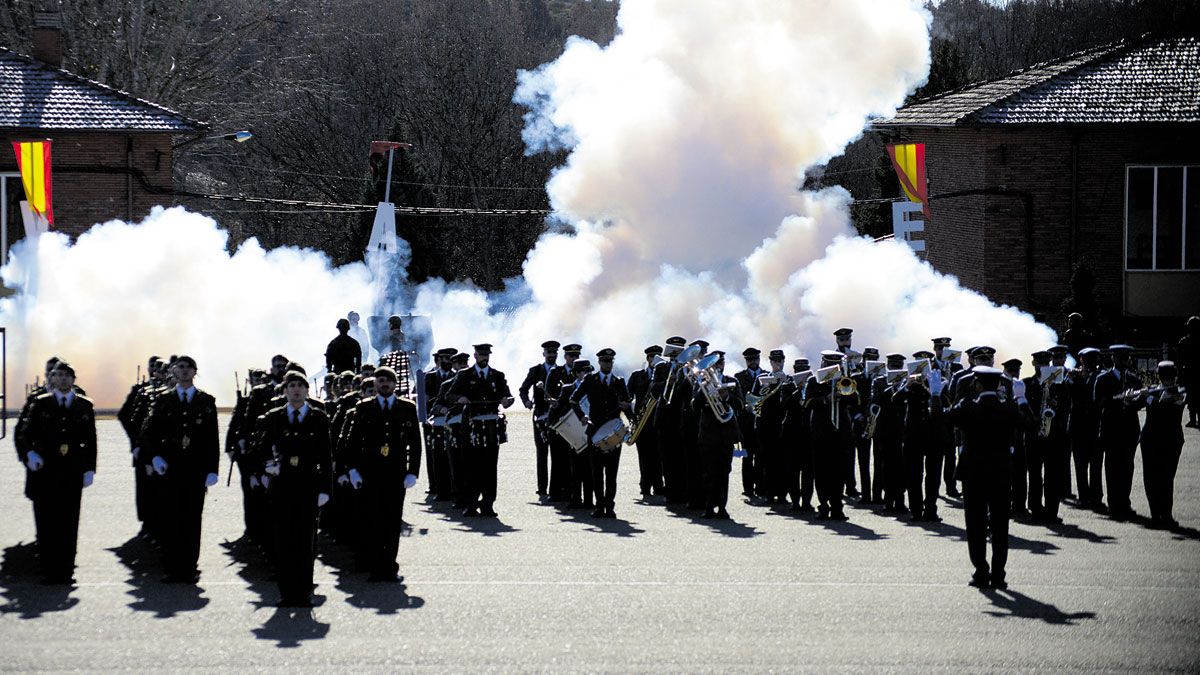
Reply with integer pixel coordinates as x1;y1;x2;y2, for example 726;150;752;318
2;0;1057;408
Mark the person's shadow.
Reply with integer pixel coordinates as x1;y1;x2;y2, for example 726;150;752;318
556;510;646;538
902;518;1060;556
765;506;889;541
108;535;208;617
1045;521;1117;545
980;587;1098;625
0;542;79;618
252;607;331;647
319;536;426;616
220;534;276;609
663;503;762;538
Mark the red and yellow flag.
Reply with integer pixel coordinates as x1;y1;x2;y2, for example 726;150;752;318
886;143;927;218
12;139;54;227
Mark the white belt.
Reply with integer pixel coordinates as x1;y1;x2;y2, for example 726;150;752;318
471;414;500;422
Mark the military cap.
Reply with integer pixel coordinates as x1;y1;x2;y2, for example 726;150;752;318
174;355;198;369
1157;360;1177;375
563;343;583;355
931;337;952;346
52;361;76;377
1078;347;1101;358
1068;312;1083;321
742;347;761;358
1001;358;1023;369
862;347;879;358
885;352;906;362
645;345;664;355
473;343;493;354
912;350;935;360
820;350;844;361
339;370;356;381
973;366;1004;387
711;350;726;359
690;339;709;349
541;340;561;351
286;361;306;375
793;358;810;369
1030;350;1052;363
596;348;616;359
436;347;457;357
768;349;785;360
374;366;398;381
573;359;593;373
250;368;267;377
972;346;996;357
451;352;470;364
665;336;687;346
834;327;853;337
283;370;309;387
1048;345;1069;354
1109;344;1134;352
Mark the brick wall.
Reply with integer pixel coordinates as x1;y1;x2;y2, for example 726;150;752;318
0;131;176;240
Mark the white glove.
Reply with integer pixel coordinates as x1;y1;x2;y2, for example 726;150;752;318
1012;380;1026;400
249;475;261;489
337;474;350;487
403;474;418;489
205;473;219;487
82;470;95;488
132;446;141;460
151;456;168;475
261;474;271;489
317;493;330;507
264;461;281;477
25;450;44;472
348;468;363;490
1146;395;1156;406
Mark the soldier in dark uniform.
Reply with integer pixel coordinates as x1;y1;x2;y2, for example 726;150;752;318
627;345;664;498
1093;345;1143;520
693;351;742;519
449;344;515;517
16;361;97;584
780;357;814;511
225;367;265;539
805;350;859;521
424;348;458;500
440;352;472;507
1021;350;1052;521
1175;316;1198;428
571;348;631;518
257;371;333;606
118;355;160;536
680;339;709;510
551;358;593;509
1134;361;1188;528
547;344;583;502
330;375;375;547
1000;358;1030;518
947;366;1034;589
932;338;964;498
733;347;764;499
325;318;363;376
1048;345;1075;502
139;355;220;583
344;366;421;581
654;337;689;504
519;340;561;500
1069;348;1104;509
872;353;908;512
834;327;853;354
895;351;944;522
756;349;790;504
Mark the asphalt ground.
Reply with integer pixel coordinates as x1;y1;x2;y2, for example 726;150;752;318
1;411;1198;673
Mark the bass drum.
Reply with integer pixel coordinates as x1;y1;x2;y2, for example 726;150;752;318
591;418;628;453
551;411;589;452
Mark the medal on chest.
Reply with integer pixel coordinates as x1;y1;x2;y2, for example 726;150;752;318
380;443;390;457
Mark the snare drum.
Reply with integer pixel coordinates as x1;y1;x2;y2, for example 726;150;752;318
591;418;628;453
551;411;589;452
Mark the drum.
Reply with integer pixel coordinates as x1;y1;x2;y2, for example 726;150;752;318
551;411;588;452
591;418;628;453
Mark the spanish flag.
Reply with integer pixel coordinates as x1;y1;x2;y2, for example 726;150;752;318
886;143;927;218
12;139;53;227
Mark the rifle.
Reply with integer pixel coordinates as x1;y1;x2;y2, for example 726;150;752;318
227;371;244;487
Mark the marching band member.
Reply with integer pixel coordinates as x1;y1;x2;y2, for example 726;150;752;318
653;337;689;504
1093;345;1143;520
693;351;743;519
756;349;790;504
440;352;472;508
1000;358;1030;518
804;350;856;521
932;338;963;499
781;357;814;512
873;352;908;512
1069;348;1104;509
680;339;710;510
733;347;764;500
449;344;515;518
553;358;594;509
628;345;664;498
894;350;944;522
425;348;459;501
548;344;584;502
570;348;631;518
1134;361;1188;528
519;340;561;501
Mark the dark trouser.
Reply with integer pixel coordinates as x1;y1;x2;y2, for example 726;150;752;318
903;438;925;516
740;420;759;496
469;437;501;510
923;447;944;516
235;456;257;536
871;433;888;503
1104;436;1138;514
359;482;405;577
701;442;733;512
533;418;550;495
877;430;904;508
423;424;438;494
658;420;685;503
757;430;784;499
591;447;621;508
635;433;663;495
332;480;358;546
429;426;454;497
158;477;206;577
1010;437;1027;512
272;491;318;601
782;432;805;506
854;435;872;500
134;458;150;523
448;424;468;505
1142;441;1183;521
31;482;83;579
963;476;1010;581
1071;432;1099;504
814;440;845;516
1026;436;1046;514
943;435;958;492
1043;437;1069;519
548;433;573;500
571;446;594;506
683;435;705;508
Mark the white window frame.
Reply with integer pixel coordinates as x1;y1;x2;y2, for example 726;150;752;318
1124;164;1198;272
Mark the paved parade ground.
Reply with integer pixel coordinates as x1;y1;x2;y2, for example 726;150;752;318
1;411;1198;672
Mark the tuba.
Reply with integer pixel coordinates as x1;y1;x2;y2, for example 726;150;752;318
694;353;735;423
624;395;658;445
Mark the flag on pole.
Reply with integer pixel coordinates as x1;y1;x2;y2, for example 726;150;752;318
12;139;54;227
886;143;927;218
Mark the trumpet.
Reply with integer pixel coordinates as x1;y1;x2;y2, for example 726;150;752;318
694;353;735;423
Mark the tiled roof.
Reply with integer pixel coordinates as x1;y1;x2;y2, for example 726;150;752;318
0;46;206;132
874;36;1200;127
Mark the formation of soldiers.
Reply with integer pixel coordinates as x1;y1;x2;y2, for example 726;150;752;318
8;322;1191;596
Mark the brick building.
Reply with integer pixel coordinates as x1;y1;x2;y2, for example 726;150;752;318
873;36;1199;340
0;17;206;267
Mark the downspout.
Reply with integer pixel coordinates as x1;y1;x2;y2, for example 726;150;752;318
126;137;134;221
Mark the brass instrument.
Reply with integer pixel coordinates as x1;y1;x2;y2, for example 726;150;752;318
1037;366;1065;438
694;353;735;423
1114;384;1186;405
835;358;858;398
664;344;703;405
864;403;882;439
746;372;784;416
623;395;658;445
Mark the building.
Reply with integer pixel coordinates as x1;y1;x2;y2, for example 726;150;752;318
873;35;1199;340
0;13;206;266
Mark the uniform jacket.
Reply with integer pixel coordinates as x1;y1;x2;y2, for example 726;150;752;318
1136;387;1187;450
692;374;742;445
518;362;558;417
945;392;1033;483
346;397;422;486
448;366;512;417
571;371;630;434
1094;367;1143;441
139;387;220;482
256;405;333;498
18;392;97;499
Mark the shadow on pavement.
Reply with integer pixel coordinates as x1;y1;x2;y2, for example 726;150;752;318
421;499;520;537
1168;524;1200;542
663;503;762;538
762;504;890;541
319;535;426;615
252;606;331;647
902;518;1060;556
1046;521;1117;545
109;536;208;617
0;542;79;618
220;534;276;609
980;587;1098;625
556;508;647;537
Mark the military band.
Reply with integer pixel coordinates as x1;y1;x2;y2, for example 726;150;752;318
12;325;1192;594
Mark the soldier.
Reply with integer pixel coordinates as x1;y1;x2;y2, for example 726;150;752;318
440;352;472;508
834;327;853;354
548;344;584;502
1069;348;1104;509
449;344;515;518
895;350;946;522
519;340;561;500
1093;345;1143;520
654;337;689;504
932;337;964;498
805;350;859;521
1178;316;1199;428
680;339;710;510
423;348;458;500
733;347;764;499
118;355;160;536
756;349;790;504
225;367;265;539
551;358;593;509
693;351;742;519
344;366;421;582
139;355;219;583
16;361;96;584
628;345;664;498
781;357;814;511
1000;358;1030;518
571;348;631;518
1135;361;1188;528
257;371;332;606
947;366;1034;589
1048;345;1075;502
873;352;908;512
329;375;375;548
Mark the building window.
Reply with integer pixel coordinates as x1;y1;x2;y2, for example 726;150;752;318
1125;165;1200;271
1;173;26;264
